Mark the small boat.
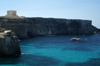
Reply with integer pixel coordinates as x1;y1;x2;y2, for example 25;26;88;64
71;38;87;41
71;38;80;41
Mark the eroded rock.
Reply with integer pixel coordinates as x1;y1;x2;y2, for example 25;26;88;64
0;30;21;56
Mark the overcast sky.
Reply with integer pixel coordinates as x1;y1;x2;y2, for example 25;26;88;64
0;0;100;28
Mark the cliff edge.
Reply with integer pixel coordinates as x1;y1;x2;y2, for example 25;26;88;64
0;17;98;39
0;30;21;56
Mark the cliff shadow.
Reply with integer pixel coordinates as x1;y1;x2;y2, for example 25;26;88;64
62;46;93;51
0;54;60;66
65;58;100;66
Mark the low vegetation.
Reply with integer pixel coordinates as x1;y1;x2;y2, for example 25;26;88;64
0;28;6;32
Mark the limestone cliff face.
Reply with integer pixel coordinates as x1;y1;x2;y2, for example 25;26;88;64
0;17;98;39
0;30;21;56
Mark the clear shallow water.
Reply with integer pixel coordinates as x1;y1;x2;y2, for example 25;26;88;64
0;34;100;66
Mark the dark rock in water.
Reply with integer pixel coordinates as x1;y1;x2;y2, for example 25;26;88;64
94;29;100;34
0;17;98;39
0;30;21;56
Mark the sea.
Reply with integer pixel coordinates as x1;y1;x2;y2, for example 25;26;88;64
0;34;100;66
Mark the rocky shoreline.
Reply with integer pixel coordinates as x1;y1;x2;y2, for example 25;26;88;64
0;17;99;39
0;17;99;56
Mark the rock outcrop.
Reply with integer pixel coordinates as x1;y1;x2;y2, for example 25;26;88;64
0;30;21;56
0;17;98;39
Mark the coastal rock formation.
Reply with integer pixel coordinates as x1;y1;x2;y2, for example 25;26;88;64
0;30;21;56
0;17;98;39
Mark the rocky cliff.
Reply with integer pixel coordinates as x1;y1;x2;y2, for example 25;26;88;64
0;30;21;56
0;17;98;39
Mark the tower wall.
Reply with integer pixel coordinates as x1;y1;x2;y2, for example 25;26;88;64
5;10;18;18
7;11;16;16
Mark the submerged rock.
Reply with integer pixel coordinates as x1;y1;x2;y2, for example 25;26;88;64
0;30;21;56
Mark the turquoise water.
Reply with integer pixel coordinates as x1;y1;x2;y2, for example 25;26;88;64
0;34;100;66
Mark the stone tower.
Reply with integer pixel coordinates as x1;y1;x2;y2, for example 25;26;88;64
6;10;19;18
